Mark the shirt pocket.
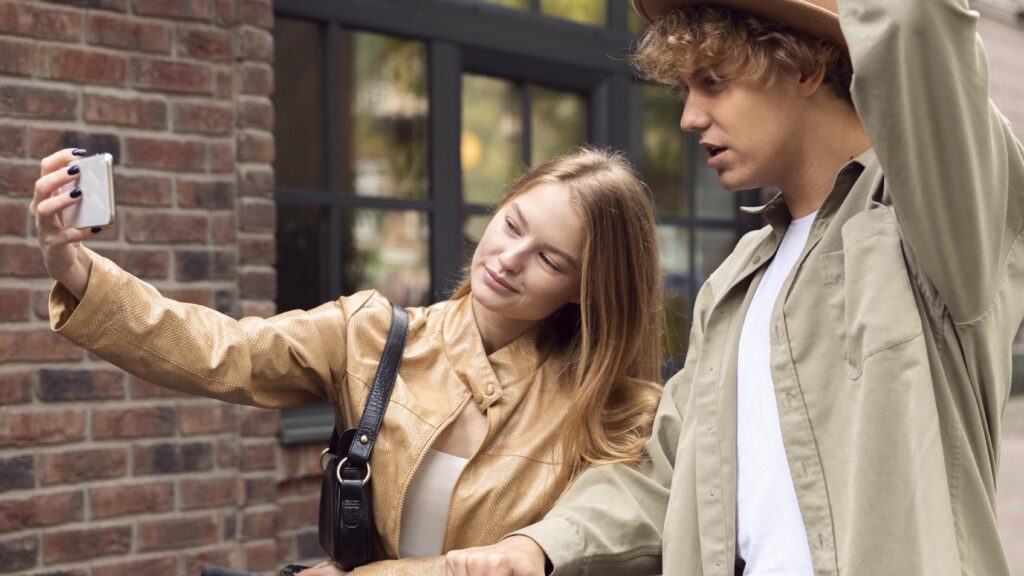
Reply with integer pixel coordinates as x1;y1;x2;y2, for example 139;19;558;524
818;203;923;380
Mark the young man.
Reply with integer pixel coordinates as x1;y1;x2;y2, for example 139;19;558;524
446;0;1024;574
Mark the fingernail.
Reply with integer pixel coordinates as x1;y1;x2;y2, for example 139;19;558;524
69;188;82;198
68;165;80;176
72;149;87;157
91;227;103;234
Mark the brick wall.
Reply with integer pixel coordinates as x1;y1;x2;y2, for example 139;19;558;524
0;1;318;574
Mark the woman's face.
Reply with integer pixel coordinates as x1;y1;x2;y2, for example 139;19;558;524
470;182;584;324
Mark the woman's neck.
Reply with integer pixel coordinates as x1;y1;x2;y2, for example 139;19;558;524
470;297;539;355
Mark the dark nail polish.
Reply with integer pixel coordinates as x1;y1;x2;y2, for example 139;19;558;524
72;148;87;157
68;165;80;176
69;188;82;198
91;227;103;234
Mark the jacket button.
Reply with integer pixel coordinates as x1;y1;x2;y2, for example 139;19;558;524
485;384;495;396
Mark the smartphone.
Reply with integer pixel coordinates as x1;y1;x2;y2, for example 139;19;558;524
60;153;115;229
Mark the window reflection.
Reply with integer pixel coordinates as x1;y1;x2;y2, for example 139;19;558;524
343;210;431;306
480;0;529;8
531;85;587;166
339;31;428;199
643;84;687;218
659;225;690;360
541;0;606;26
462;75;524;206
695;150;734;218
274;18;325;191
276;204;327;312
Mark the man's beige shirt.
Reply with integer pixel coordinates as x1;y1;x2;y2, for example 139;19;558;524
517;0;1024;574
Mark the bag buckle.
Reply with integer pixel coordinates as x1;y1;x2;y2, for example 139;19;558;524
320;448;371;486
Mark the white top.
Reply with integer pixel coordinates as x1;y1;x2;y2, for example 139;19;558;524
399;448;469;558
736;212;816;575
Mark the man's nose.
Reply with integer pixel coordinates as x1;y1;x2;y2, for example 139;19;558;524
679;95;710;133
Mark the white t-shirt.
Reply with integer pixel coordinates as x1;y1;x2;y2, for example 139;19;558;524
399;448;469;557
736;211;816;575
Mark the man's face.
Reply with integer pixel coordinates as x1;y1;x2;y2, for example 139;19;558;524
679;71;805;191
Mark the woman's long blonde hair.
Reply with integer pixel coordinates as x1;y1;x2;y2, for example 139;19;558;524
452;147;663;479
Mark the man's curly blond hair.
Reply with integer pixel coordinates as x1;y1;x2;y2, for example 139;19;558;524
632;5;853;104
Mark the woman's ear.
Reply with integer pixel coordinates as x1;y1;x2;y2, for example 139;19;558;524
798;63;827;97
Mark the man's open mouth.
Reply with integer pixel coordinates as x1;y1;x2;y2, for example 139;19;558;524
703;144;727;158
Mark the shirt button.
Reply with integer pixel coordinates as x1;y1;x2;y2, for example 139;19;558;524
753;256;762;264
485;384;495;396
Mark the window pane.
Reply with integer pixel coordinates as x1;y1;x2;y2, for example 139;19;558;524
643;84;687;218
531;85;587;165
339;31;429;199
541;0;606;26
659;225;690;360
628;6;646;35
695;150;734;219
480;0;529;9
274;18;324;190
462;74;524;206
342;209;431;306
696;228;738;286
276;204;327;312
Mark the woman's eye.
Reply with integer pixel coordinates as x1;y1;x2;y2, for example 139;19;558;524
504;217;519;235
540;253;561;272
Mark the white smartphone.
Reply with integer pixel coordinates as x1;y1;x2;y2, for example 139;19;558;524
60;153;115;229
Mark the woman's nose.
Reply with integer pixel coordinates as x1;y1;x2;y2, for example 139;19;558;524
497;244;525;272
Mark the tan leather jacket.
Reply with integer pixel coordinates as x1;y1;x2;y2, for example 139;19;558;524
51;250;577;575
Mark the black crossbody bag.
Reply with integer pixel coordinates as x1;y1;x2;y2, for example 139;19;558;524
318;303;409;569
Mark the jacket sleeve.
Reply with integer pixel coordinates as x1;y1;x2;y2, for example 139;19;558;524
350;554;446;576
839;0;1024;323
509;284;712;576
49;248;375;408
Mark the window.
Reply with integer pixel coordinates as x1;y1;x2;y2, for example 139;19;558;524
273;0;761;442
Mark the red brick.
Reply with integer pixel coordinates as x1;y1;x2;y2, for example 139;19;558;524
0;201;27;237
84;92;167;130
163;288;214;306
173;102;234;135
0;455;35;494
0;38;34;77
38;447;126;485
37;369;125;402
240;408;278;436
89;481;174;519
0;534;38;573
86;12;171;53
138;514;218;551
0;329;82;363
279;496;318;530
237;97;273;131
238;63;273;96
126;211;208;243
217;436;239;468
0;126;26;159
130;57;214;94
186;549;237;576
0;85;77;121
113;173;172;206
42;525;130;563
27;129;121;162
36;46;127;87
0;371;32;404
212;213;236;244
215;68;234;99
209;140;234;173
242;509;277;539
239;237;274;267
129;376;190;399
237;132;274;163
0;243;45;277
180;476;238;509
0;287;30;321
125;136;205;170
240;300;276;318
240;441;276;471
179;403;236;435
240;270;276;300
93;406;177;439
0;3;82;41
0;490;83;532
93;556;177;576
244;476;276;505
239;168;273;198
103;248;170;279
240;200;275;232
178;27;233;62
177;178;234;209
214;0;236;26
237;0;273;30
133;0;214;21
0;410;86;448
242;540;278;571
238;26;272;62
133;441;214;475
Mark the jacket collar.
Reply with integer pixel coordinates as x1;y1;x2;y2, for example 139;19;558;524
441;294;541;410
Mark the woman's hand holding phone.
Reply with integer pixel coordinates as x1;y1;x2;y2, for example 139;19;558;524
29;148;103;300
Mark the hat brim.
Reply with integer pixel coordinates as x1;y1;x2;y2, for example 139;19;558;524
633;0;846;46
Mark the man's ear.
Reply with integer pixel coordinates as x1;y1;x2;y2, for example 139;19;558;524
797;63;828;97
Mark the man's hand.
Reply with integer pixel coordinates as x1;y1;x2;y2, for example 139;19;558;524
446;536;548;576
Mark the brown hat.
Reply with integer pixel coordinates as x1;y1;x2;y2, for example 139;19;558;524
632;0;845;46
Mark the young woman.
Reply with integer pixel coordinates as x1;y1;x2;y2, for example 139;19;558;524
30;146;663;575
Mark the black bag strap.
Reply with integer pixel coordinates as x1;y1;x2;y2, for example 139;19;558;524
327;303;409;470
